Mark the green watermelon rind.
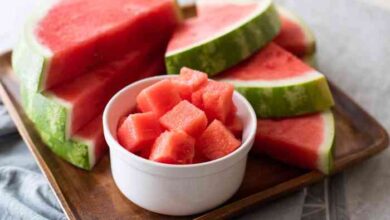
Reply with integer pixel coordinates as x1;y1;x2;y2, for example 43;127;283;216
165;0;281;75
317;110;335;174
21;85;93;170
277;6;316;56
12;1;55;92
223;72;334;118
302;52;317;67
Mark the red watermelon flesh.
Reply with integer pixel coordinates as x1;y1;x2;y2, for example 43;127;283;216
167;3;257;52
160;100;208;137
196;120;241;160
138;147;152;159
48;46;165;138
117;112;163;153
170;67;208;100
191;80;235;124
226;115;243;139
149;131;195;164
137;79;182;117
253;111;334;174
35;0;179;90
273;8;313;57
217;43;312;81
196;3;313;58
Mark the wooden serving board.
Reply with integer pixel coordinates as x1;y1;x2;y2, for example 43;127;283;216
0;52;388;219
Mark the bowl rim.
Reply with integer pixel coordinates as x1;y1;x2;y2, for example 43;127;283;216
103;75;257;170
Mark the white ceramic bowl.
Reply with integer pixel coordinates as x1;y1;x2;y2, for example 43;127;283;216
103;75;257;216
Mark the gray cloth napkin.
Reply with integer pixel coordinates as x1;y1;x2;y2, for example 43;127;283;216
0;118;65;220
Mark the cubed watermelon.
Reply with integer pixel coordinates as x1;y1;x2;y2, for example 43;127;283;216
191;81;235;124
226;115;243;139
196;120;241;160
138;147;152;159
117;112;163;153
149;131;195;164
160;100;208;137
193;151;209;164
171;67;208;100
137;79;181;117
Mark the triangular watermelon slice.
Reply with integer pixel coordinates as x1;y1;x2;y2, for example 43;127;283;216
20;54;164;169
12;0;180;92
21;86;106;170
273;6;316;59
217;43;334;118
165;0;280;75
196;3;316;66
253;110;335;174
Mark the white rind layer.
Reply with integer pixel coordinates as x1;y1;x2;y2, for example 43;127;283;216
73;136;96;168
317;110;335;174
44;91;73;139
220;70;322;87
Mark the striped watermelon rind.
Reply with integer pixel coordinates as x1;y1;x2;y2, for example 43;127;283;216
21;85;93;170
222;71;334;118
12;1;55;92
165;0;281;75
317;110;335;174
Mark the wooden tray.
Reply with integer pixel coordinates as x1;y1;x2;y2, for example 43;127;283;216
0;52;388;219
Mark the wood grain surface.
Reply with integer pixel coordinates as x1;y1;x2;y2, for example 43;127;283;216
0;52;387;219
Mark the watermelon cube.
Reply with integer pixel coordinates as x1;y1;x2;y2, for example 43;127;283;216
193;151;209;164
117;112;163;153
160;100;208;137
171;67;208;100
137;79;181;117
138;147;152;159
149;131;195;164
196;120;241;160
226;115;243;138
191;81;234;124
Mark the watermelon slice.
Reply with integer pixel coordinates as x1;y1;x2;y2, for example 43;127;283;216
159;100;208;137
196;120;241;160
149;131;195;164
19;54;163;169
273;6;316;59
28;49;164;142
118;112;163;153
196;3;316;65
253;110;335;174
21;86;106;170
165;0;280;75
12;0;180;92
217;43;334;118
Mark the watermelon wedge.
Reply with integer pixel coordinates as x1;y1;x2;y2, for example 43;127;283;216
12;0;180;92
19;54;163;169
165;0;280;75
31;48;164;142
21;86;106;169
253;110;335;174
273;6;316;59
217;43;334;118
196;3;316;65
